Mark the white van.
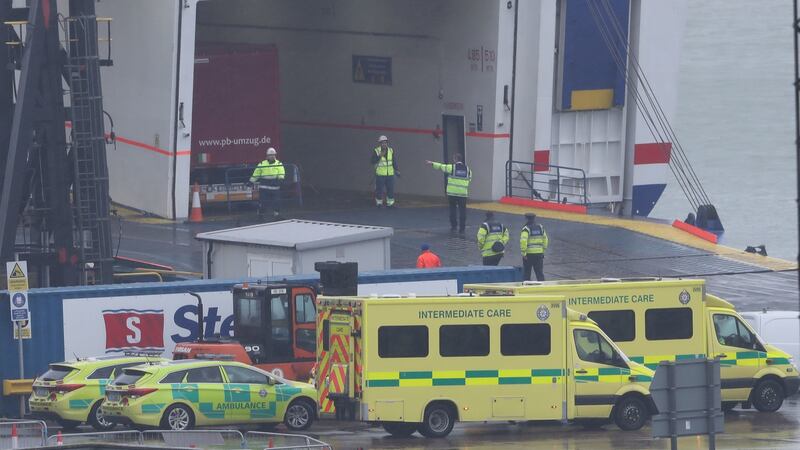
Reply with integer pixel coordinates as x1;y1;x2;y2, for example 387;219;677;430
741;310;800;366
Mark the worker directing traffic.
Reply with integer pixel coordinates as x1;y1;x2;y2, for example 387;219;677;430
426;153;472;233
371;135;399;207
477;211;509;266
520;213;548;281
249;147;285;218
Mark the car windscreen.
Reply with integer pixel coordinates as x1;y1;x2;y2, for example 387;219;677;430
40;365;76;381
112;369;149;386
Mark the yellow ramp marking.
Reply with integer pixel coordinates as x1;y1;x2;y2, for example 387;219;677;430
469;202;797;272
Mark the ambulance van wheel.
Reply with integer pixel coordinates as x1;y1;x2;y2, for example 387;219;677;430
88;401;115;431
752;379;784;412
613;396;647;431
382;422;418;437
161;404;195;431
721;402;738;412
418;402;456;438
284;399;315;431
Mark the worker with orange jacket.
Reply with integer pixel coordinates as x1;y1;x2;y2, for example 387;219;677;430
416;244;442;268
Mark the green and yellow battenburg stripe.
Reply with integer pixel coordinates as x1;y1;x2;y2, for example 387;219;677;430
366;369;566;387
630;352;792;371
629;353;706;370
574;367;651;383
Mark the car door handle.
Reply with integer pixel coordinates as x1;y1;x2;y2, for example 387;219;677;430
575;369;588;374
232;388;243;393
718;354;727;358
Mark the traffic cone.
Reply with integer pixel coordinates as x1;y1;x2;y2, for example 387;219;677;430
189;182;204;222
11;423;18;449
56;430;63;446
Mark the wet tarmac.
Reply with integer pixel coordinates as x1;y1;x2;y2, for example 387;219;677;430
308;395;800;449
113;200;799;311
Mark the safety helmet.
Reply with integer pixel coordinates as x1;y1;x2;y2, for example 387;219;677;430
266;147;277;156
378;135;389;143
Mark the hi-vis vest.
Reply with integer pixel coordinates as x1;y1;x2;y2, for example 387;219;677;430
374;147;394;176
433;162;472;197
250;159;285;189
478;222;507;257
521;223;548;255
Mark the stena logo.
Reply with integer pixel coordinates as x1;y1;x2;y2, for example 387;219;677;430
171;304;235;344
103;309;165;353
536;305;550;322
678;290;691;305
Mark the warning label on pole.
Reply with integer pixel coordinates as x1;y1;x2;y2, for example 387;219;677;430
7;261;29;292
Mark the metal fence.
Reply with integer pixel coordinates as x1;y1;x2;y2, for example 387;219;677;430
142;429;245;449
46;430;142;446
246;431;332;450
221;163;303;213
32;428;332;449
505;160;588;206
0;419;47;449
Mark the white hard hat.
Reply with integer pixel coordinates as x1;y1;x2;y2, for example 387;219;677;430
378;135;388;143
266;147;277;156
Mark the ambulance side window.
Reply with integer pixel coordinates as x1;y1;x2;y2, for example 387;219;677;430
574;329;626;368
587;310;635;342
186;366;224;383
160;370;188;384
713;314;764;351
378;326;429;358
440;325;490;357
501;323;551;356
645;308;693;340
87;366;114;380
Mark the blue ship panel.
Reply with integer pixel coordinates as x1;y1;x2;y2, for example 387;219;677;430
561;0;629;110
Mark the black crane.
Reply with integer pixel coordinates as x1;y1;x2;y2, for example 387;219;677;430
0;0;113;286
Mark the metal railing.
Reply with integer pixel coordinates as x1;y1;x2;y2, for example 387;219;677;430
505;160;588;206
0;420;48;449
221;163;303;213
246;431;332;450
46;430;142;446
35;428;331;449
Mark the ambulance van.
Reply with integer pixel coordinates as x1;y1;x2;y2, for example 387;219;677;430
463;278;800;413
315;294;656;438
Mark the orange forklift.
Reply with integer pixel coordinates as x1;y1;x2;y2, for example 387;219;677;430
173;262;356;382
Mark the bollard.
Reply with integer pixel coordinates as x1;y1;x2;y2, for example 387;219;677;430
267;436;274;448
56;430;63;446
11;424;18;449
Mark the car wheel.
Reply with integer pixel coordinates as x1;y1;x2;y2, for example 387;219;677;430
418;403;455;438
752;379;784;412
88;401;116;431
284;400;314;431
613;396;648;431
161;404;195;431
383;422;418;437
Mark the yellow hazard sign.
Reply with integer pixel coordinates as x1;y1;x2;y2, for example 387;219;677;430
13;319;32;340
6;261;29;291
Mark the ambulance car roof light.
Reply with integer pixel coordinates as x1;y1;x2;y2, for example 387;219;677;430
522;281;543;286
381;294;402;298
407;293;417;298
601;277;621;283
370;293;379;298
456;293;472;297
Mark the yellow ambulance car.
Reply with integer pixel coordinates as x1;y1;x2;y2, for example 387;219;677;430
463;278;800;413
316;294;656;438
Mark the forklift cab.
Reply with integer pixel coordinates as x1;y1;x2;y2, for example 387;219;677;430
232;283;317;367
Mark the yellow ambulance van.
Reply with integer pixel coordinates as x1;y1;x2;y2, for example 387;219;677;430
463;278;799;413
315;294;656;438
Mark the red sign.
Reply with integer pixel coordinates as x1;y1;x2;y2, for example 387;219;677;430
102;309;165;352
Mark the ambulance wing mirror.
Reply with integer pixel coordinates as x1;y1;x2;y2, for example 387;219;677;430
188;292;204;343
